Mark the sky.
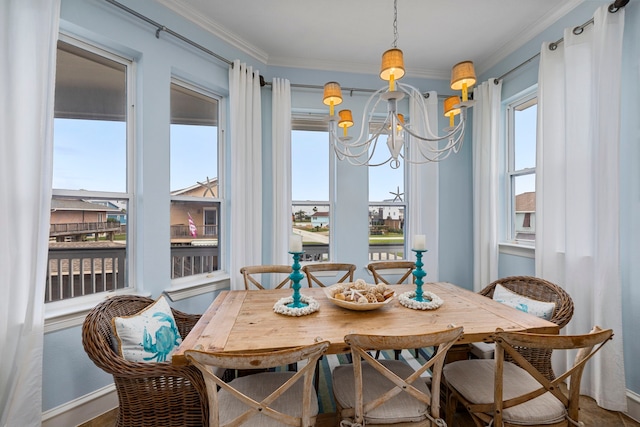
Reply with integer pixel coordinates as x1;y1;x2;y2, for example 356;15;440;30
53;120;402;202
513;104;537;195
53;108;535;200
292;129;404;202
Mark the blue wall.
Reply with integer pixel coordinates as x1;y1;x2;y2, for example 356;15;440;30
45;0;639;417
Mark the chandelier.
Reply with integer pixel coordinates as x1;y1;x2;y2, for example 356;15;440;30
323;0;476;169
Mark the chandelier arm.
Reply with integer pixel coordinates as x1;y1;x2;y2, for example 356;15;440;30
401;111;465;143
332;143;392;167
397;83;441;139
409;126;466;162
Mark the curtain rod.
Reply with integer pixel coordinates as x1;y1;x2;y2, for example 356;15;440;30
494;0;628;84
105;0;232;66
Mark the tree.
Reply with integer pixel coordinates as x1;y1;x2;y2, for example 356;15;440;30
295;210;306;222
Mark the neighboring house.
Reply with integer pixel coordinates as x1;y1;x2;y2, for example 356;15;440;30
50;198;120;225
311;211;329;228
170;178;219;239
49;198;122;242
515;191;536;240
171;177;218;198
88;199;127;224
369;206;405;230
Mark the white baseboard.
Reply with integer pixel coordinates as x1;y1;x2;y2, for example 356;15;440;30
628;389;640;423
41;384;117;427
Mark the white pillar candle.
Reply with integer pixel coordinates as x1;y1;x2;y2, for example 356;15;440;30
413;234;426;250
289;234;303;252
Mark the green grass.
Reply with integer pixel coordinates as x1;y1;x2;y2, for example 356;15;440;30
369;237;405;244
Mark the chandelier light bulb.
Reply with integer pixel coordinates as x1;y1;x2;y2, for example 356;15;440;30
444;96;462;128
323;82;343;116
450;61;477;102
338;109;354;137
380;48;405;91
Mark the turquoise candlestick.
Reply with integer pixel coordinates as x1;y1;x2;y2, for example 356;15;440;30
411;249;429;302
288;251;308;308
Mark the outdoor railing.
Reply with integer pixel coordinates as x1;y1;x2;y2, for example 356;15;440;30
171;245;219;279
171;224;218;238
49;222;122;236
45;242;404;302
302;243;405;262
46;246;127;303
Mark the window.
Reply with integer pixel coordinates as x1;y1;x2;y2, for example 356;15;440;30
506;93;537;243
48;36;133;303
368;123;406;260
291;125;330;261
170;80;222;281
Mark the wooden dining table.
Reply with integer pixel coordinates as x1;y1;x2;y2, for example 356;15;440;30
171;282;559;365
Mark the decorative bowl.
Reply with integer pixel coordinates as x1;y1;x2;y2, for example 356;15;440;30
323;283;395;311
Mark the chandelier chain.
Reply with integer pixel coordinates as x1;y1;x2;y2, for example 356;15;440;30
392;0;398;48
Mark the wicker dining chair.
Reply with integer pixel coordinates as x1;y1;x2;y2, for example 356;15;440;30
333;326;464;427
367;261;421;359
444;326;613;427
81;295;208;427
302;262;356;287
476;276;575;381
186;340;329;427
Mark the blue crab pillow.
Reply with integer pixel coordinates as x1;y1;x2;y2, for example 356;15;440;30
112;296;183;363
493;284;556;321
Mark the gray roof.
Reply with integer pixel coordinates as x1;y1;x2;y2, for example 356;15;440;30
51;198;121;212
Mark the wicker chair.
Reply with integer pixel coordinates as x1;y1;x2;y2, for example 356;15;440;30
82;295;208;427
477;276;575;380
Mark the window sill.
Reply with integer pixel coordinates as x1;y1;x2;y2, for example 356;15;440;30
44;290;150;334
498;241;536;258
499;242;535;259
166;271;231;301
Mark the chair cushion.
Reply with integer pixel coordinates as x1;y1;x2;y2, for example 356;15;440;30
444;359;566;425
470;341;495;359
112;295;182;362
220;371;318;427
493;284;556;321
333;359;431;424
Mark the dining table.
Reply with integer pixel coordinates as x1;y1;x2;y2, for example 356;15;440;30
171;282;559;365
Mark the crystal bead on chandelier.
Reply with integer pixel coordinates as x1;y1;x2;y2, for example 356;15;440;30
323;0;476;168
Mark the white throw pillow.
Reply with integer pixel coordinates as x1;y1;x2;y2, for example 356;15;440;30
492;284;556;321
112;296;183;362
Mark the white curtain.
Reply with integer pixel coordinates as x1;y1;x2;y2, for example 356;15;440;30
0;1;60;425
271;78;292;265
407;91;439;279
536;5;626;411
229;61;263;290
472;79;502;291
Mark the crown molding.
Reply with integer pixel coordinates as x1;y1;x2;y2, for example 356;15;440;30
155;0;269;64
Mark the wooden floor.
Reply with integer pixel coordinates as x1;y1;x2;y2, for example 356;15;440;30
84;393;639;427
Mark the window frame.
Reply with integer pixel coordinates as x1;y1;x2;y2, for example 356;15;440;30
45;33;136;324
290;116;333;262
504;88;537;248
168;77;228;295
367;120;407;261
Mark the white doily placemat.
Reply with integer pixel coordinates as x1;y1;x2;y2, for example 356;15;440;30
273;295;320;316
398;291;444;310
